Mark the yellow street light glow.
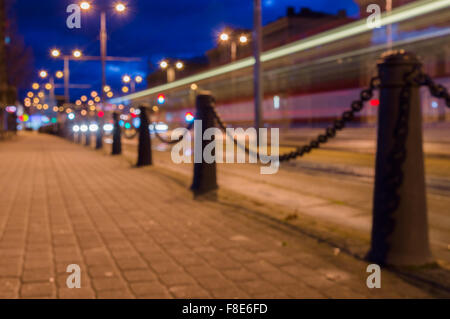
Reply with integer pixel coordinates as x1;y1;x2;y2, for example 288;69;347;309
107;91;114;98
80;2;90;10
37;104;42;110
111;0;450;104
43;104;49;110
81;95;88;102
220;33;229;41
56;71;64;78
24;98;31;103
76;100;82;106
94;96;101;102
88;100;94;105
118;104;124;110
45;83;53;90
51;49;61;58
59;106;64;112
53;106;59;112
103;85;111;93
72;50;82;58
135;76;143;83
27;92;34;98
122;86;129;93
175;61;184;70
115;3;126;12
25;101;31;107
160;60;168;69
152;106;159;112
81;110;87;116
39;70;48;78
90;105;96;111
66;108;72;114
239;35;248;44
38;92;44;98
122;75;131;83
91;91;98;98
190;83;198;91
33;98;40;104
32;83;39;90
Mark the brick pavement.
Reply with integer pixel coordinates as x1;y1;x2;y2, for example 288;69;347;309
0;133;437;298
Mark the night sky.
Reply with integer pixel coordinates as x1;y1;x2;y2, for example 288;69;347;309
12;0;359;100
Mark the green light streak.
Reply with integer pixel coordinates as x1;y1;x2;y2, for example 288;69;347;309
111;0;450;104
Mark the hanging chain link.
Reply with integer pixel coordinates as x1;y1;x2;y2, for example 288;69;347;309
414;72;450;107
212;76;381;162
153;121;194;145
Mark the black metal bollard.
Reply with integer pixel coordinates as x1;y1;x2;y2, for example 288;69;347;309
136;106;152;167
85;122;91;147
367;51;433;266
112;112;122;155
96;116;103;149
76;123;82;144
190;93;218;197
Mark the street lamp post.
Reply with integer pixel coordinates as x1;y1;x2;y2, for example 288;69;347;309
80;1;128;101
122;75;143;93
160;60;183;83
219;31;249;62
253;0;263;143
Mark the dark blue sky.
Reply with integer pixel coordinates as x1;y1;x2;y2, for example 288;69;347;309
14;0;359;100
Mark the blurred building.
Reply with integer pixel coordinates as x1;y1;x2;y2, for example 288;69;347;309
207;7;354;66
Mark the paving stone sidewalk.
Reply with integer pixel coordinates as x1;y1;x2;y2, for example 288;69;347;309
0;133;436;298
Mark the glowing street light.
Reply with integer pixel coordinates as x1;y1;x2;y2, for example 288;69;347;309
72;50;83;58
122;75;131;83
45;83;53;90
135;75;143;83
175;61;184;70
239;35;248;43
220;33;229;41
103;85;111;93
122;86;129;93
159;60;183;83
39;70;48;78
160;60;168;69
55;71;64;79
80;1;91;10
51;49;61;57
91;91;98;98
218;30;249;61
32;83;40;90
115;3;126;12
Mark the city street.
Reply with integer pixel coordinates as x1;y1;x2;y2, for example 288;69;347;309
119;124;450;264
0;132;443;298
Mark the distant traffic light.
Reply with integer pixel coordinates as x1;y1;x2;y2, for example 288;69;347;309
157;94;165;104
185;112;194;122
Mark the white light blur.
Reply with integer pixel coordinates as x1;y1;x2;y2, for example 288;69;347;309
89;124;99;132
72;125;80;132
80;124;88;132
103;123;114;132
155;123;168;132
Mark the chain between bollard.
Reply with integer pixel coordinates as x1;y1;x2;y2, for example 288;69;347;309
414;72;450;107
153;121;194;145
212;76;381;162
